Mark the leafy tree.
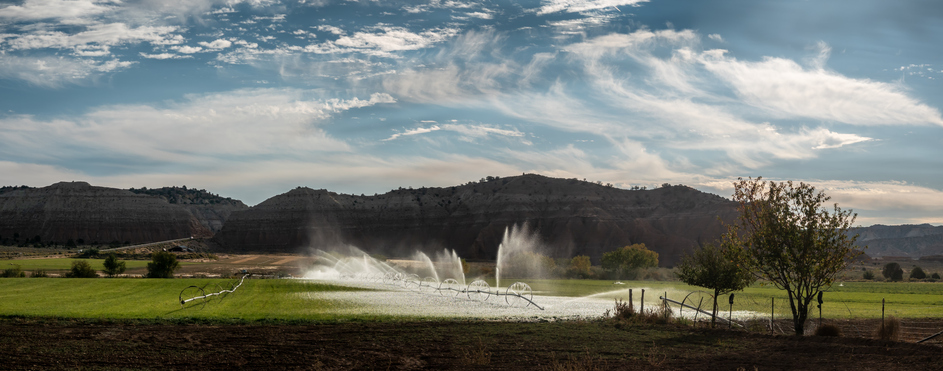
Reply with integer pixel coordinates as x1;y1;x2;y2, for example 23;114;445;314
66;260;98;278
725;177;864;336
910;266;927;280
931;272;941;280
567;255;593;278
862;270;875;280
601;243;659;279
146;251;179;278
882;262;904;281
676;240;755;327
102;253;127;277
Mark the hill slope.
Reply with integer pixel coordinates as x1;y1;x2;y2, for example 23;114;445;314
0;182;244;246
213;174;739;266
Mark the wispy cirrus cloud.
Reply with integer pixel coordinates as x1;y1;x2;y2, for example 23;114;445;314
0;89;395;166
383;122;525;142
535;0;649;15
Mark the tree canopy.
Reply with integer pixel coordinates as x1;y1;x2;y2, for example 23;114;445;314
146;251;180;278
676;238;755;327
726;177;863;336
601;243;658;279
103;253;127;277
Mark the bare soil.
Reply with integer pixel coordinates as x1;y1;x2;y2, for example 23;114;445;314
1;319;940;370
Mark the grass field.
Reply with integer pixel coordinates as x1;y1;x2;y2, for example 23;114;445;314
1;276;941;321
0;278;396;322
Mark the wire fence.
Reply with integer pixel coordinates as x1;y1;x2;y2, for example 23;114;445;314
655;289;943;346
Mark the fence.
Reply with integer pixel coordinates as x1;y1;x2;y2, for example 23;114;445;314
653;289;943;346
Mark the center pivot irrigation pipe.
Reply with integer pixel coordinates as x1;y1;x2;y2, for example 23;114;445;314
179;274;249;308
376;273;544;310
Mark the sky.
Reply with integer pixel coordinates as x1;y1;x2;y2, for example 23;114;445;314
0;0;942;226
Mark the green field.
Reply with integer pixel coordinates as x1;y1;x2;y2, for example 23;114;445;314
0;278;392;322
2;258;199;274
0;276;941;321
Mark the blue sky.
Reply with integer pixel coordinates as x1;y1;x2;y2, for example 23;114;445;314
1;0;942;226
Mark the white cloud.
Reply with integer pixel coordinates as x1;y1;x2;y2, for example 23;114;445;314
0;89;395;165
707;33;723;42
0;55;134;87
697;46;943;126
384;125;442;141
536;0;649;15
173;45;203;54
308;26;460;57
139;52;189;59
383;122;526;142
0;0;115;23
198;38;232;49
3;23;182;52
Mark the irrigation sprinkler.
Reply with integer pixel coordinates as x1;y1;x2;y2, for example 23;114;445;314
179;274;249;308
365;273;544;310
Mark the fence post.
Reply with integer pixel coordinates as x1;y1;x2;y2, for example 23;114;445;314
629;289;633;313
663;291;668;320
728;293;734;329
771;297;774;335
641;289;645;314
881;298;885;335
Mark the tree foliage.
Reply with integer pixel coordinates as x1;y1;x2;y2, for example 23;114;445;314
882;262;903;281
676;239;755;327
567;255;593;278
910;266;927;280
725;177;863;336
601;243;659;278
103;253;127;277
146;251;180;278
66;260;98;278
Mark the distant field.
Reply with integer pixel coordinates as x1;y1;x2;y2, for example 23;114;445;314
1;258;192;273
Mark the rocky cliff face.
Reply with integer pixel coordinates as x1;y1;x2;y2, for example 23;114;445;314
0;182;224;245
213;174;739;266
851;224;943;258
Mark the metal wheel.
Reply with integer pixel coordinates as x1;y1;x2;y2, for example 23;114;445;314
439;278;461;296
467;279;491;301
178;285;206;309
505;282;533;308
421;277;439;292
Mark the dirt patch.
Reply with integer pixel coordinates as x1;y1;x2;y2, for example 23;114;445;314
0;320;939;370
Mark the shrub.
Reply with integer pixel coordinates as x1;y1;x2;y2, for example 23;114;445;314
815;324;842;337
932;272;941;280
66;260;98;278
30;269;48;278
910;266;927;280
102;253;127;277
882;262;903;281
146;251;179;278
876;316;901;341
1;265;25;278
862;270;875;280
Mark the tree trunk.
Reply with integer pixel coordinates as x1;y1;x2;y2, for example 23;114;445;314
795;300;810;336
711;289;719;328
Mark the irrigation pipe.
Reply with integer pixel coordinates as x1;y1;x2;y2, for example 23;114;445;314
179;274;249;307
